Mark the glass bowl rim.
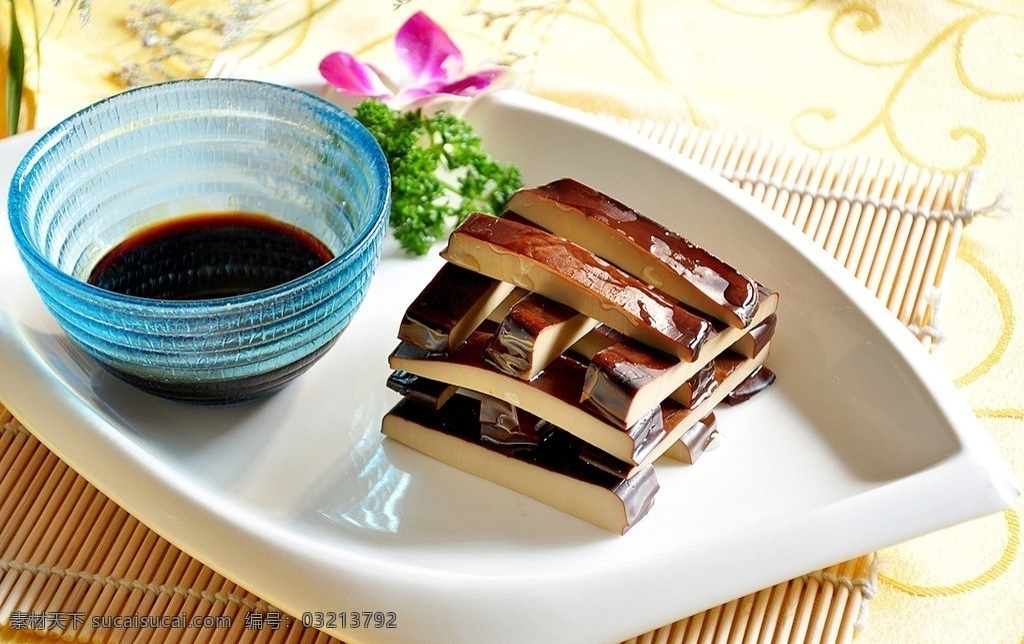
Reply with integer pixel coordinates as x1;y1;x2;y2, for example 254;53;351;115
7;77;391;312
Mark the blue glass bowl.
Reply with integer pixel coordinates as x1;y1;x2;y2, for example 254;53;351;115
8;79;390;404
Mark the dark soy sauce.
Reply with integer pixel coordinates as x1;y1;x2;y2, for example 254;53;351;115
88;212;334;299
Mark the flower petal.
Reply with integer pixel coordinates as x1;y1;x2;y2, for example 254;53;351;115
395;11;463;86
319;52;392;98
433;69;504;96
393;69;503;111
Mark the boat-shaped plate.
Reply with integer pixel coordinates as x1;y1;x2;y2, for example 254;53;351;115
0;90;1016;644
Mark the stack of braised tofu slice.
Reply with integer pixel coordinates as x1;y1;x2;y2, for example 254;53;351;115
382;179;779;534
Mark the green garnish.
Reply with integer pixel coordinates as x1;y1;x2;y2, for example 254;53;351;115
353;98;523;256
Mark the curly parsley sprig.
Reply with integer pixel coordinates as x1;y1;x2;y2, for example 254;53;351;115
353;98;523;256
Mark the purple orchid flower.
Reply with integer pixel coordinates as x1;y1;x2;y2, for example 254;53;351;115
319;12;503;110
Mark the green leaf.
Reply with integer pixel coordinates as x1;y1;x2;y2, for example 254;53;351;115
7;0;25;135
353;98;523;256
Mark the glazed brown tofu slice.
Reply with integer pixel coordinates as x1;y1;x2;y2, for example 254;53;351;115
673;362;718;409
386;370;458;409
654;351;771;467
441;213;715;362
581;309;778;426
484;289;773;384
660;413;719;465
723;365;777;405
470;388;720;469
634;344;770;469
381;395;659;535
391;328;771;473
389;328;681;468
398;262;515;352
582;335;691;427
484;292;599;380
507;178;760;328
395;370;715;469
729;313;777;359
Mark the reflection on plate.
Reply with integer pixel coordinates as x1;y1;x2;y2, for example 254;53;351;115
0;90;1016;644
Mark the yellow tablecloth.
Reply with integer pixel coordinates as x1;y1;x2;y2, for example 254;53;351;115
2;1;1023;642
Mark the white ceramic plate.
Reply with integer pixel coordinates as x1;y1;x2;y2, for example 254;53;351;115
0;90;1017;644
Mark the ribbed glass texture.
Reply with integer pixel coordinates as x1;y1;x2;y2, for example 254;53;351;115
8;79;390;403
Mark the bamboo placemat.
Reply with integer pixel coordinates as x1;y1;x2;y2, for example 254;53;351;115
1;113;1002;643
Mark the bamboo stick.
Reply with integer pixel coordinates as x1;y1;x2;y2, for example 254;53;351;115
725;593;756;644
878;167;933;309
820;155;862;257
895;171;947;322
845;158;894;277
682;608;706;644
806;154;853;243
853;160;903;283
865;163;919;298
741;586;773;644
833;156;881;267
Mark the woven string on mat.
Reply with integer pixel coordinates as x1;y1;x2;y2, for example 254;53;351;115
4;112;1002;643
